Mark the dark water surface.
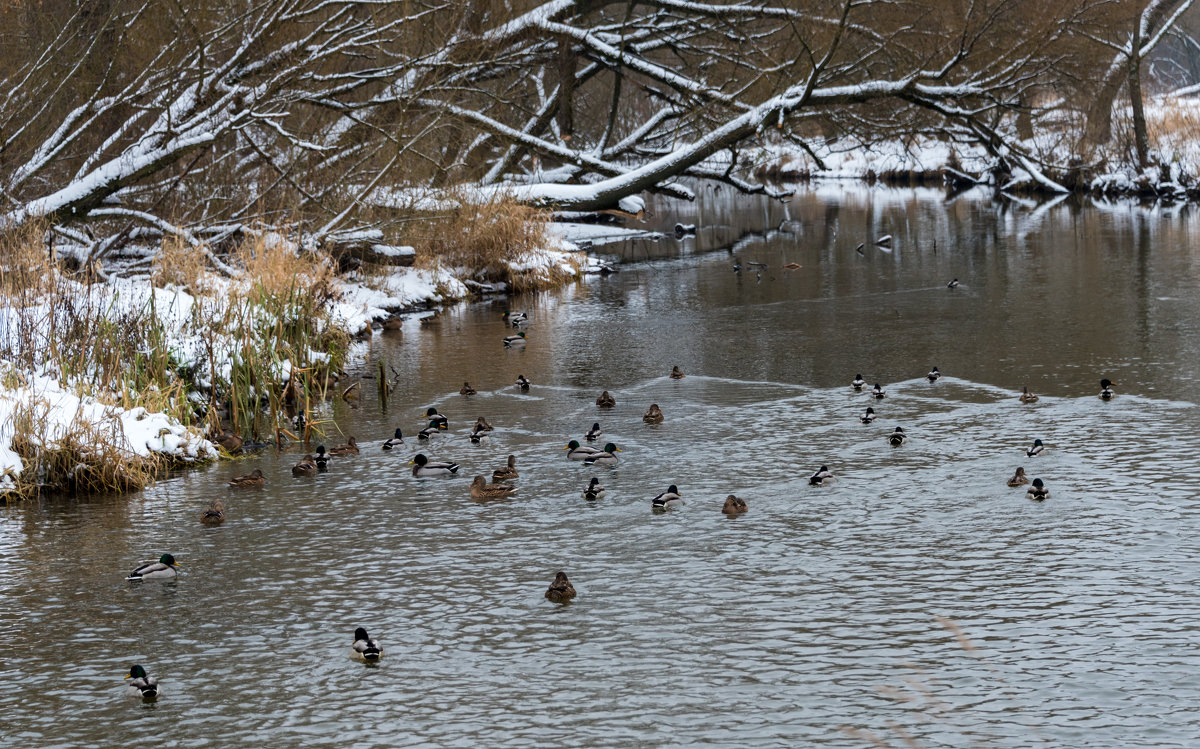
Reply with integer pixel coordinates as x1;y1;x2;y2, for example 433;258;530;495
3;186;1200;747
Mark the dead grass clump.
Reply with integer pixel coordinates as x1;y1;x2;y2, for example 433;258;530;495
8;399;162;497
415;195;550;284
0;216;56;298
151;235;211;293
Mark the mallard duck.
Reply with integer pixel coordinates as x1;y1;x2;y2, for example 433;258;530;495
503;331;526;347
927;366;941;382
669;365;685;379
503;309;528;327
215;429;242;454
851;374;866;390
351;627;383;662
493;455;518;482
460;382;477;396
1007;467;1030;487
887;427;907;446
417;421;443;440
380;315;403;332
228;468;264;489
469;426;489;444
292;455;317;476
124;664;159;699
947;278;959;288
411;453;459;477
329;436;359;456
474;416;494;432
1020;386;1039;404
471;474;517;500
643;404;664;424
652;484;683;510
382;429;405;450
722;494;748;514
545;571;576;603
596;391;616;407
1026;438;1044;458
200;500;225;526
583;443;621;465
1099;378;1115;400
564;440;601;460
860;406;876;424
872;383;886;399
313;445;329;472
127;553;180;581
585;422;603;442
582;477;605;500
424;407;449;430
515;374;531;390
419;310;441;325
809;465;835;486
1026;477;1050;501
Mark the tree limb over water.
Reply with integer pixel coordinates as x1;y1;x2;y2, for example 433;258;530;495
0;0;1194;257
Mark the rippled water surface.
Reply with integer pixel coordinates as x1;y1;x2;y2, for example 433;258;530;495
4;187;1200;747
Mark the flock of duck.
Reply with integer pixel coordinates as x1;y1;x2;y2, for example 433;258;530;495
116;302;1119;700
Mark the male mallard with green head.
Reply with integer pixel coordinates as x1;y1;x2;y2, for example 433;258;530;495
127;554;180;581
352;627;383;662
583;443;621;465
124;665;159;700
411;454;459;477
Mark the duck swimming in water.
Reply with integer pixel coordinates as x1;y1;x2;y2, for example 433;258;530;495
722;494;748;514
887;427;907;446
669;366;685;379
1007;467;1030;487
351;627;383;662
503;310;528;327
565;440;600;460
860;406;876;424
643;404;664;424
1019;386;1039;404
927;366;941;382
1026;439;1044;458
1099;378;1115;400
596;391;616;407
809;466;835;486
503;331;527;347
582;477;605;500
292;455;317;476
470;475;517;500
411;454;459;477
469;427;489;444
124;665;159;700
474;416;493;432
459;382;476;396
652;484;683;511
851;374;866;390
545;571;576;603
872;383;886;399
329;436;359;456
492;455;518;482
127;554;180;581
423;407;449;430
418;421;443;440
947;278;960;288
515;374;531;390
228;468;264;489
1026;478;1050;501
382;429;405;450
200;500;225;526
313;445;329;472
585;422;603;442
583;443;621;466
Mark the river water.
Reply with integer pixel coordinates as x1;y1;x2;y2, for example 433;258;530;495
3;186;1200;747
